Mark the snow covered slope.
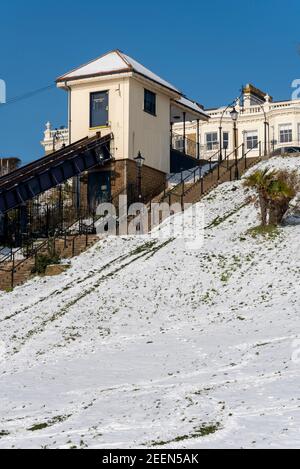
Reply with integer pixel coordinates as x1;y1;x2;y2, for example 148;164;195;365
0;157;300;449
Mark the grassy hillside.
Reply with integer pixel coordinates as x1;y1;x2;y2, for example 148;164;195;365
0;157;300;449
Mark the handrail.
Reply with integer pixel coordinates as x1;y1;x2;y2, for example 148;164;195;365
171;131;199;159
0;237;49;288
143;172;179;206
153;141;250;206
205;140;262;187
0;246;12;261
0;247;20;267
74;141;262;238
0;209;99;289
156;147;221;204
54;215;96;258
171;130;198;146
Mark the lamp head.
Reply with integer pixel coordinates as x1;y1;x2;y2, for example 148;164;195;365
230;106;238;122
134;151;145;168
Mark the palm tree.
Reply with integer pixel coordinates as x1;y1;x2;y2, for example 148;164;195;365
267;170;299;225
243;169;276;226
244;168;299;226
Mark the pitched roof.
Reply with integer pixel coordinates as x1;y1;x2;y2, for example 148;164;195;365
175;96;209;118
57;50;181;94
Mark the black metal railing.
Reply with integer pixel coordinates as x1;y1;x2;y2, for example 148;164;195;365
0;209;102;289
156;147;221;205
171;131;199;159
151;140;262;208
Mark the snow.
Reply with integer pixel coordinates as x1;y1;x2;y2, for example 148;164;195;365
0;157;300;449
58;50;181;93
58;51;127;80
246;155;300;175
122;53;181;93
0;247;24;263
175;96;209;118
168;164;218;186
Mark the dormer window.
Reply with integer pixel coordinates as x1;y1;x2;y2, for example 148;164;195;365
144;89;156;116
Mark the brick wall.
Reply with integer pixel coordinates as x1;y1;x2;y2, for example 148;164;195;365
79;159;166;210
125;159;166;203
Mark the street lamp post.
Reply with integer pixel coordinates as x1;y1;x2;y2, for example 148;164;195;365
263;116;269;157
134;151;145;202
230;106;239;179
218;92;244;162
219;102;237;162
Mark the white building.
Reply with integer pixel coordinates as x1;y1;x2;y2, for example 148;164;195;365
174;83;300;160
41;49;208;206
41;122;70;154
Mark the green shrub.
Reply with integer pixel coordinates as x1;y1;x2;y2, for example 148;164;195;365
32;253;60;275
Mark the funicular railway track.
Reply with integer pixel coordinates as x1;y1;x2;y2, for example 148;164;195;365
0;133;114;290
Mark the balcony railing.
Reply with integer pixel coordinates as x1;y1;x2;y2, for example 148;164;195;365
171;132;199;159
207;99;300;119
48;128;69;139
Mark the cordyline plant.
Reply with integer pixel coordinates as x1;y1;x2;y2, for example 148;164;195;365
243;168;299;226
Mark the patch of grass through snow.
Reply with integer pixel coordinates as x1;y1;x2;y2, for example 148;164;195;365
205;201;250;229
149;422;221;447
27;414;72;432
246;225;280;239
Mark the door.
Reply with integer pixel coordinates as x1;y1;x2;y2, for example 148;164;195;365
88;171;111;210
90;91;109;128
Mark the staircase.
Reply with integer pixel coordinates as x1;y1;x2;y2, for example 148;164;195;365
184;155;261;204
150;143;262;208
0;233;100;291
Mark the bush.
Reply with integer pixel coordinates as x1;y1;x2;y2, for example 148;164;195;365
32;253;60;275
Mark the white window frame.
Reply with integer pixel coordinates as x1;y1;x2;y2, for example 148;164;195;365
279;123;293;144
244;130;258;150
205;132;218;151
223;132;229;150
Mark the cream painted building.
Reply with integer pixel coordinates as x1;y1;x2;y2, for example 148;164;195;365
174;84;300;160
41;50;208;205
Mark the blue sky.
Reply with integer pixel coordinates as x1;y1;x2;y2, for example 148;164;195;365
1;0;300;163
